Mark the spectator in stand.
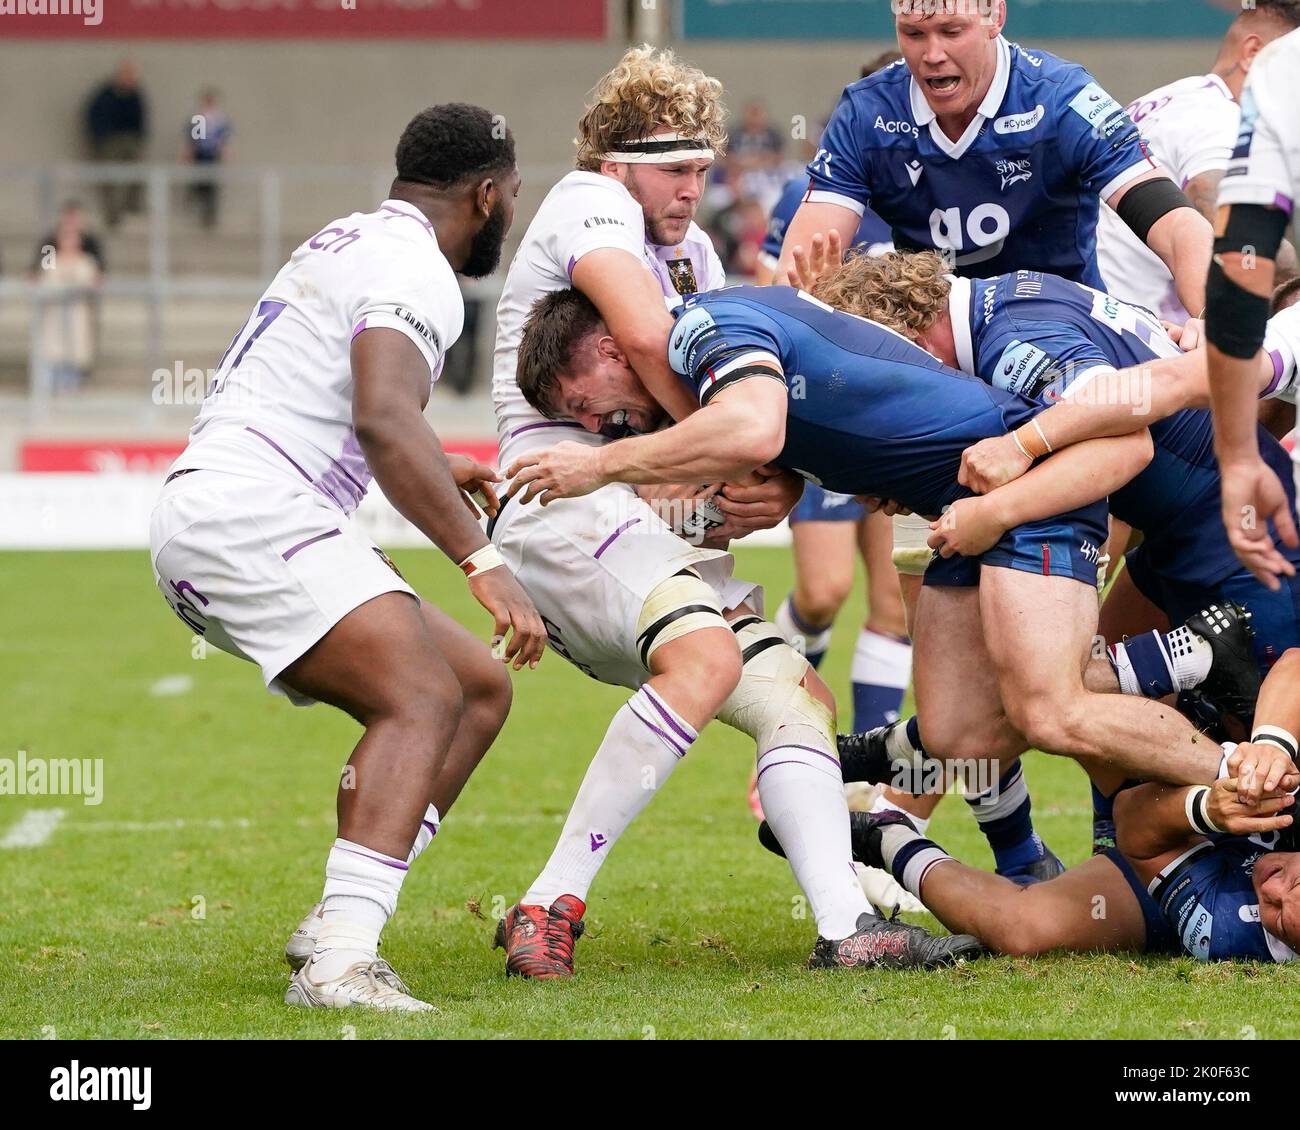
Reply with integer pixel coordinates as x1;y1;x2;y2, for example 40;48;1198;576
182;88;233;230
730;99;784;172
86;61;148;227
29;202;104;392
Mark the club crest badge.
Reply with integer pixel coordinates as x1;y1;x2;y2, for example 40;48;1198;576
667;255;699;295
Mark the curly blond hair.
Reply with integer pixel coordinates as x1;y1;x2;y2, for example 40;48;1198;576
811;250;951;339
575;45;727;171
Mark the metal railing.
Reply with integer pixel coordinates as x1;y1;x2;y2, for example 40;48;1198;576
0;161;569;419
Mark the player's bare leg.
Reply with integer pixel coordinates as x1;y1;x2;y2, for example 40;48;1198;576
979;568;1221;784
862;583;1062;882
496;612;743;978
278;592;469;1012
857;811;1148;955
286;601;513;969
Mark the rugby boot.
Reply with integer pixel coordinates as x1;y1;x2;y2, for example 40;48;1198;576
494;895;586;979
808;910;984;970
1185;601;1260;724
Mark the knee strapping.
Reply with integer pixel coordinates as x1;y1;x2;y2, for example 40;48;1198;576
717;620;835;750
636;571;727;668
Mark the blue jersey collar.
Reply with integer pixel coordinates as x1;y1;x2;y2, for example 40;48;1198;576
947;275;976;374
909;35;1011;159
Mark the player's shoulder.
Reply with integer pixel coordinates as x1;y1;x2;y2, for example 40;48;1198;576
1249;27;1300;101
1004;41;1089;93
538;169;641;226
316;202;454;284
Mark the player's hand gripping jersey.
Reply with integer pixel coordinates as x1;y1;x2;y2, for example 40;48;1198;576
952;270;1300;590
168;201;462;513
807;38;1152;286
492;171;724;468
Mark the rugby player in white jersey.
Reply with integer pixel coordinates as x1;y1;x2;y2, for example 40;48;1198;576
488;47;979;976
1098;1;1300;324
1208;25;1300;589
149;105;547;1012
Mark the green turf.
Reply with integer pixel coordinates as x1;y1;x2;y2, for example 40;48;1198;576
2;548;1297;1039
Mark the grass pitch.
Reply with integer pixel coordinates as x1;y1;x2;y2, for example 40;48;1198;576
2;548;1297;1040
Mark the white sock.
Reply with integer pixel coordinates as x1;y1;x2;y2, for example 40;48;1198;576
313;837;408;980
408;804;440;865
870;792;930;836
1165;625;1213;689
523;685;695;908
878;822;952;901
851;629;912;692
775;593;833;660
756;724;872;940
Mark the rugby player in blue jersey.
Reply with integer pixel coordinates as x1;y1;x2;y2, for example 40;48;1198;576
774;0;1213;316
812;249;1300;848
765;651;1300;964
507;286;1237;796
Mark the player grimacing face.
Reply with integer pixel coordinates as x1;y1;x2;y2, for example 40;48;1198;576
896;3;1004;122
622;157;713;247
553;338;666;439
1253;852;1300;953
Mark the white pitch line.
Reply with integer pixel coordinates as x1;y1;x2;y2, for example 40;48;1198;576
31;811;565;836
0;808;66;848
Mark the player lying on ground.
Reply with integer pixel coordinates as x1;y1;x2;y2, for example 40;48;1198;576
478;47;977;977
151;104;547;1013
809;249;1299;845
763;649;1300;962
507;285;1241;812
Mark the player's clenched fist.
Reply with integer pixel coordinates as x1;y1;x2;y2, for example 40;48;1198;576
507;443;608;505
960;433;1033;495
468;568;548;670
927;496;1007;559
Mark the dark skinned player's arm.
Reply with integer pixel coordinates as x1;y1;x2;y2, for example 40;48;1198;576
1118;650;1300;871
351;327;546;668
571;248;700;423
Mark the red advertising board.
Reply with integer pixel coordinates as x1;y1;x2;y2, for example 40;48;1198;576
1;0;607;40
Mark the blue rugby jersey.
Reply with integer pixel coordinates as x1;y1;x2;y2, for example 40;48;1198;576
667;285;1040;518
806;38;1154;286
947;270;1300;586
760;176;893;266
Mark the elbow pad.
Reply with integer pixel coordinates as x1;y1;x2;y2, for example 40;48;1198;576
1115;177;1195;244
1206;258;1272;360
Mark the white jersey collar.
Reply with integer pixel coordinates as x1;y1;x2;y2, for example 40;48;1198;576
947;275;976;375
910;35;1012;159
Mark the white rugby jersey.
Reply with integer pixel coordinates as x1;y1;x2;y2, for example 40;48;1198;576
170;200;462;514
492;171;725;467
1220;28;1300;218
1097;73;1240;322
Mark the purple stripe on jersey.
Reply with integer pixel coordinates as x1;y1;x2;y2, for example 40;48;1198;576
508;420;587;439
338;845;409;871
639;686;697;746
245;426;314;484
380;203;435;235
282;528;341;561
627;702;688;758
351;318;368;339
567;255;577;279
759;743;842;773
1264;350;1287;398
1275;193;1295;219
594;517;641;559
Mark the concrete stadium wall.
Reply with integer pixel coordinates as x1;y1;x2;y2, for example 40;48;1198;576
1;37;1221;224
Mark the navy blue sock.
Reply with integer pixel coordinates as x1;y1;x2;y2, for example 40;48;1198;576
966;760;1043;875
1110;631;1176;699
